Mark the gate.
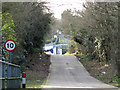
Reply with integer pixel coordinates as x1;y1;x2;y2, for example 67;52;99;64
0;59;21;89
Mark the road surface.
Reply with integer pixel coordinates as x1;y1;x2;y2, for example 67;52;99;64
43;55;118;90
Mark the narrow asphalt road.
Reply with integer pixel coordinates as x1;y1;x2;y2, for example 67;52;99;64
43;55;118;90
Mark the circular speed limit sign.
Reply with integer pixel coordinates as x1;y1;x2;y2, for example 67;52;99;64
4;40;16;52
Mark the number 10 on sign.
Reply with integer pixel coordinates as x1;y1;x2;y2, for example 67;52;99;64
4;40;16;52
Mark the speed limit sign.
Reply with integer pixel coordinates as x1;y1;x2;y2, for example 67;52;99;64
4;40;16;52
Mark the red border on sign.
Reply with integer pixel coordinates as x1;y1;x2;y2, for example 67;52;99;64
4;40;17;52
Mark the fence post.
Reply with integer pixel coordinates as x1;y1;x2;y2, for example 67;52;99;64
22;72;26;88
0;62;2;89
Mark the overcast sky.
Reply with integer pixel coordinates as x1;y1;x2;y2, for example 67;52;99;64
41;0;86;19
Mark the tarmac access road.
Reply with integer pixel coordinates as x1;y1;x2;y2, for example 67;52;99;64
42;55;118;90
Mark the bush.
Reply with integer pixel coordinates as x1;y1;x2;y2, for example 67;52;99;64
46;38;56;44
68;44;75;54
115;74;120;84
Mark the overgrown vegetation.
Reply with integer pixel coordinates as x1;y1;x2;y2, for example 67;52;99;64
2;2;52;86
54;2;120;86
45;38;56;44
2;2;51;65
25;54;51;88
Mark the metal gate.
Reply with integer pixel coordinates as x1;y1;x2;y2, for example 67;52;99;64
0;59;21;89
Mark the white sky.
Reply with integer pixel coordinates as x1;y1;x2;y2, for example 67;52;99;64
40;0;86;19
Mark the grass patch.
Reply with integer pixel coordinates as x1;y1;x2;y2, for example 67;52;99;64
26;70;48;88
26;80;43;88
75;54;118;87
22;54;51;88
110;83;120;87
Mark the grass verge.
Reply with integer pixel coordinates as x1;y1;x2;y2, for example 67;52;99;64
22;54;51;88
75;54;120;87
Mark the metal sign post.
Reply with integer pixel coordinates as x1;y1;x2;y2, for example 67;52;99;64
9;52;12;63
4;40;16;62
